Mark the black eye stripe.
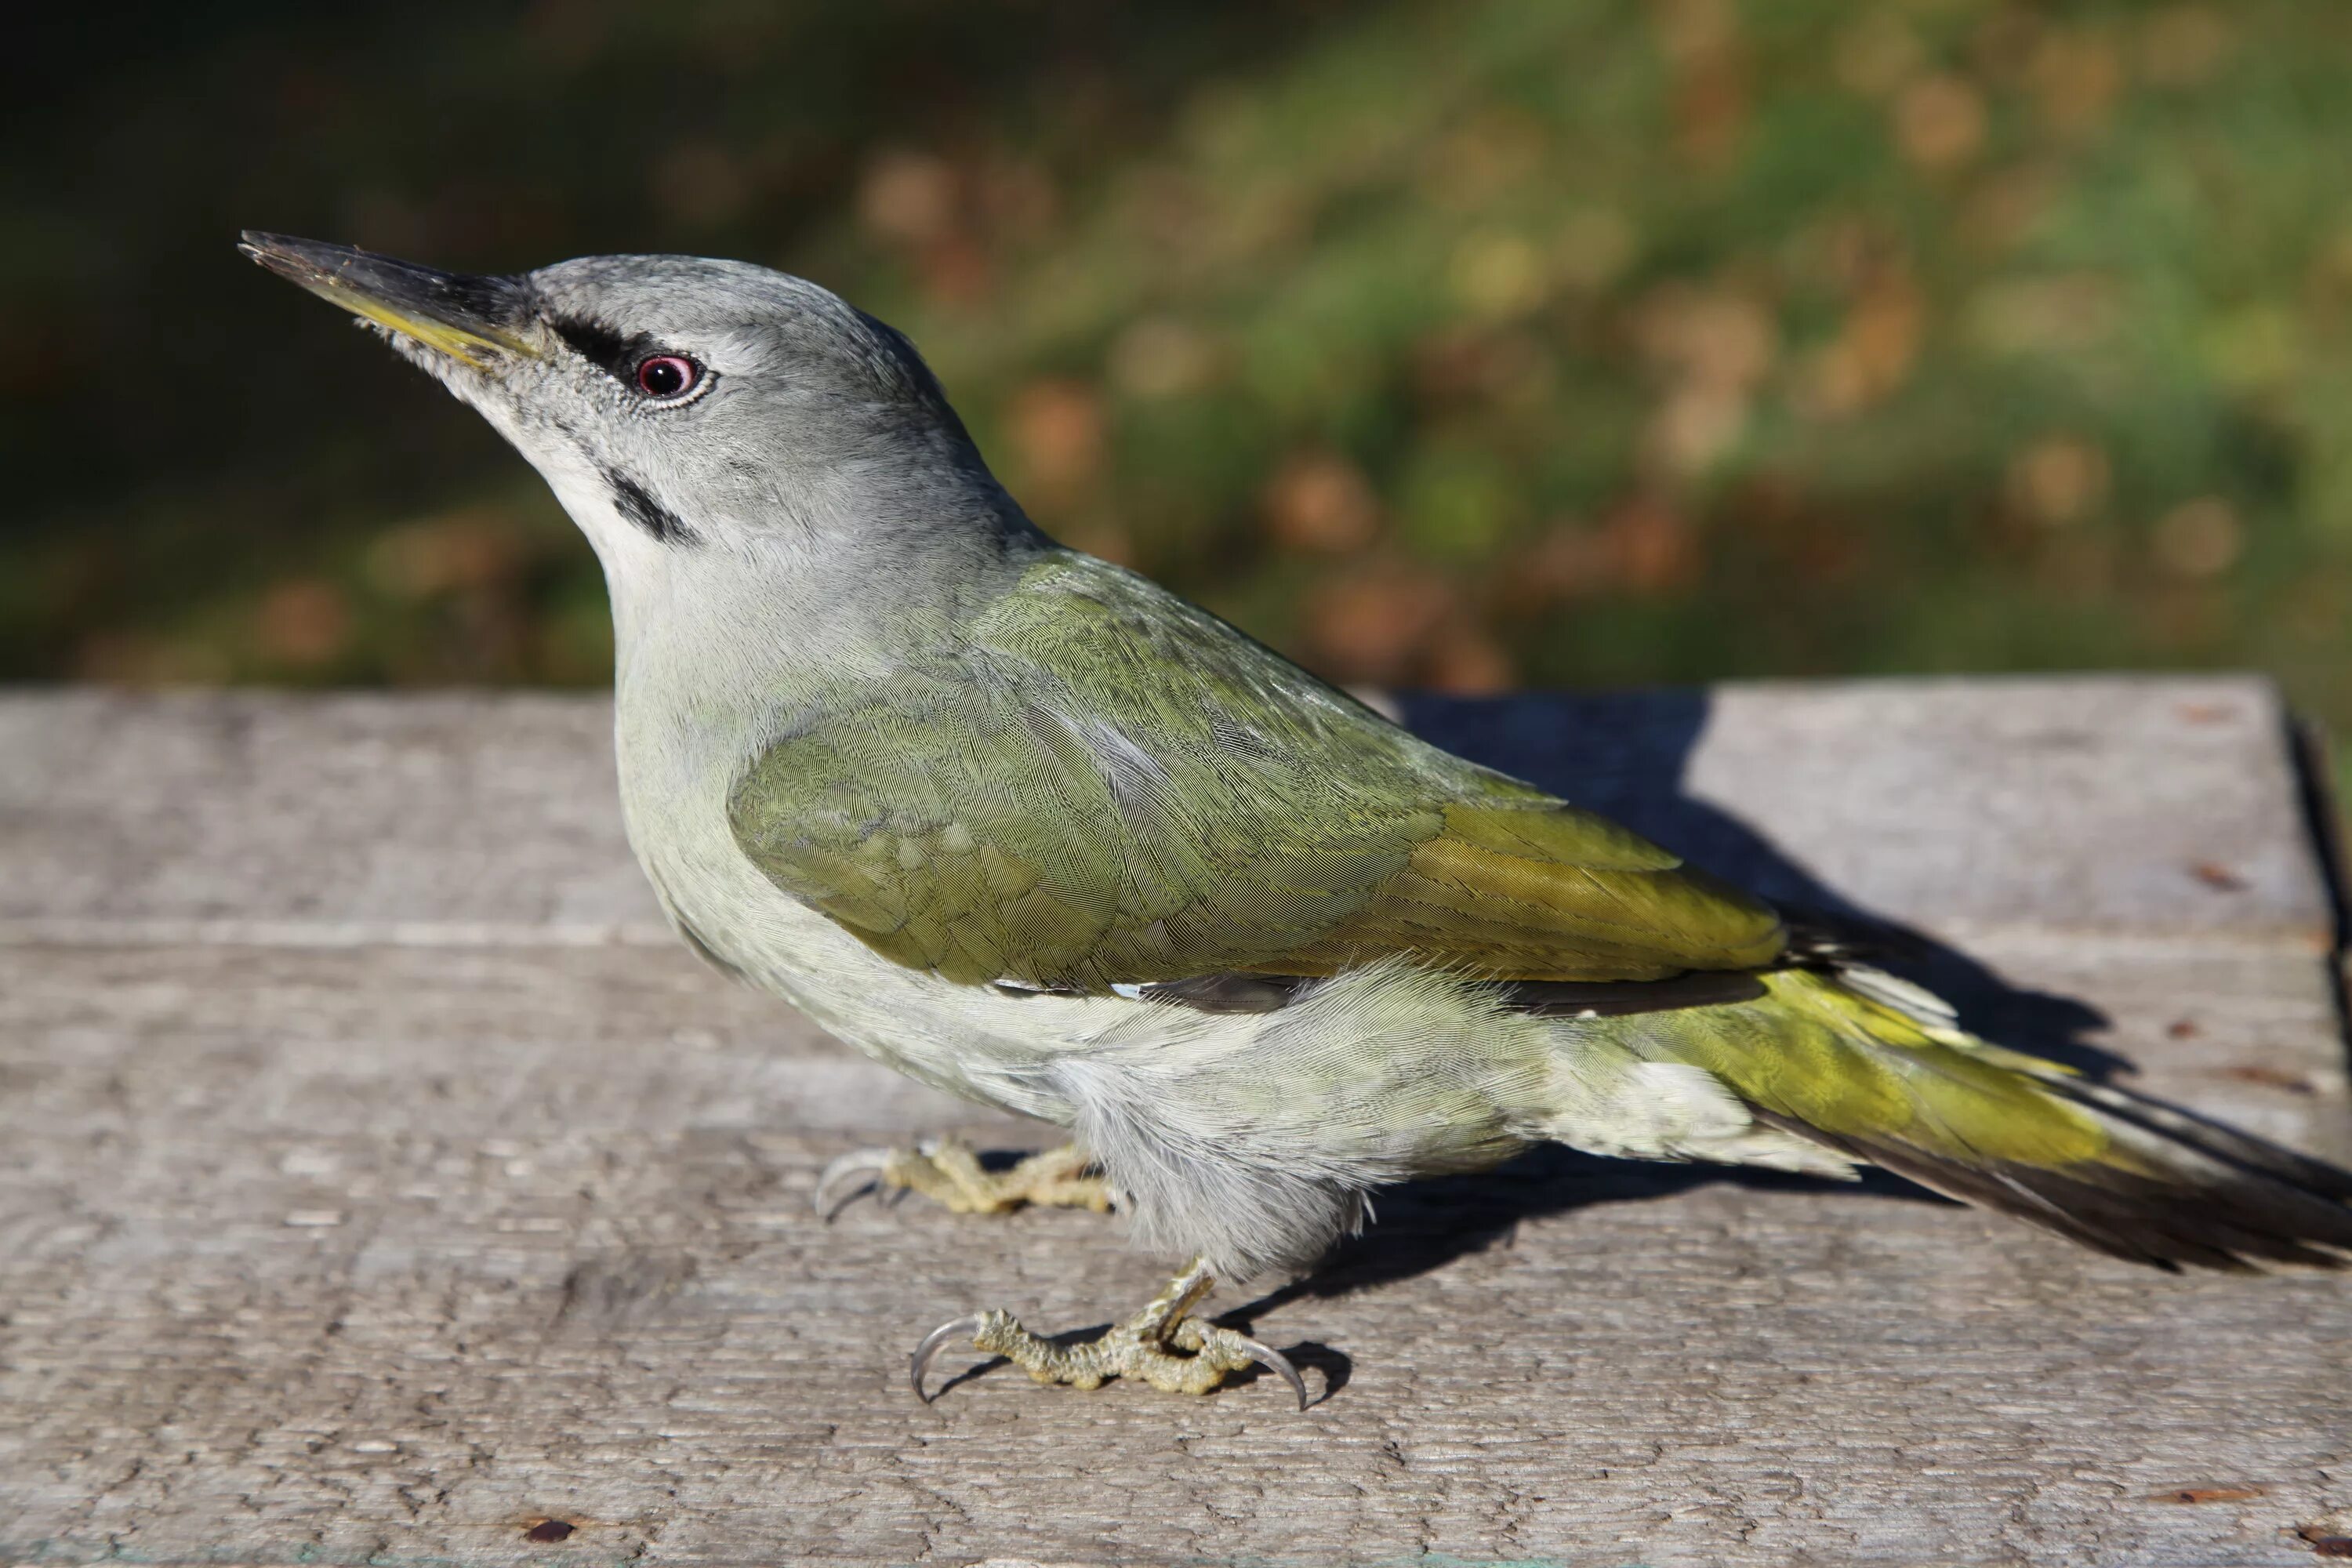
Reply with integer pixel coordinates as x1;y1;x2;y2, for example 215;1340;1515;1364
550;317;644;378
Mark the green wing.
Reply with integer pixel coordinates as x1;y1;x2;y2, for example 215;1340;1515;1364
728;554;1784;991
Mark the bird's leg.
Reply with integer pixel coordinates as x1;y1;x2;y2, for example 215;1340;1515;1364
815;1138;1112;1220
911;1255;1308;1407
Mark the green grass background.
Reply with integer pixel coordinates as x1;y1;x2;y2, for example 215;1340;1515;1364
9;1;2350;790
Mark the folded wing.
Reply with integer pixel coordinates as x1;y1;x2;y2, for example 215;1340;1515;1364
730;554;1784;991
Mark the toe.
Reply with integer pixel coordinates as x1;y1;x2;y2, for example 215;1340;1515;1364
1171;1320;1312;1409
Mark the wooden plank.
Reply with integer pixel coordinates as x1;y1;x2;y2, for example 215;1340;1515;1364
0;692;658;938
0;680;2346;1568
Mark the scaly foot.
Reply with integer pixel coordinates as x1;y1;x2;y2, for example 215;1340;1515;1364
815;1138;1112;1221
910;1256;1308;1408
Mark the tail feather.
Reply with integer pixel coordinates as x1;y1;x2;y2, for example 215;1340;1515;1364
1750;1104;2351;1270
2035;1070;2352;1203
1645;967;2352;1271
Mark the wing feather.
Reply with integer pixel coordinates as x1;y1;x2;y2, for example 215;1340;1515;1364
729;554;1784;989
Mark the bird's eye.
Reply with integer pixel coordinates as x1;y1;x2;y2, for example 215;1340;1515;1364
635;354;701;400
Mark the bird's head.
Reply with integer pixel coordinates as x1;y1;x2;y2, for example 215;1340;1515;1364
241;234;1022;591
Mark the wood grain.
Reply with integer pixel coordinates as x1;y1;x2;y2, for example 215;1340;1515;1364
0;679;2346;1567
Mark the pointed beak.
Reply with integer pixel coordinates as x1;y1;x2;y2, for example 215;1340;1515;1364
239;231;541;368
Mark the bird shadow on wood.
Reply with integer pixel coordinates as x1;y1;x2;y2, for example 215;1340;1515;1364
1218;688;2124;1321
1221;1149;1936;1403
1240;1147;1939;1326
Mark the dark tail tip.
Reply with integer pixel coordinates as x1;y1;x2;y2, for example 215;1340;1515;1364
1753;1081;2352;1272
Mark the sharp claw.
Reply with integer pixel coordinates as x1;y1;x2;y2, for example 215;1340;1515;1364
910;1313;988;1403
1236;1334;1310;1410
813;1149;893;1220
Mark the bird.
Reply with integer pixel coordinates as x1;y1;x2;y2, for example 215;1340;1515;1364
243;231;2352;1408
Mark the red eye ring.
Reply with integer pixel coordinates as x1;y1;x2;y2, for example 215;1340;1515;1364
636;354;700;399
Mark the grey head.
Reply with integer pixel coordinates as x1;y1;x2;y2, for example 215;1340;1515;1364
240;234;1037;612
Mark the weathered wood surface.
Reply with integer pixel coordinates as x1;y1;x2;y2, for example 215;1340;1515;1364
0;677;2347;1568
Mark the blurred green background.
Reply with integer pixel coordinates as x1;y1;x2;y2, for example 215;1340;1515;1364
10;1;2352;776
